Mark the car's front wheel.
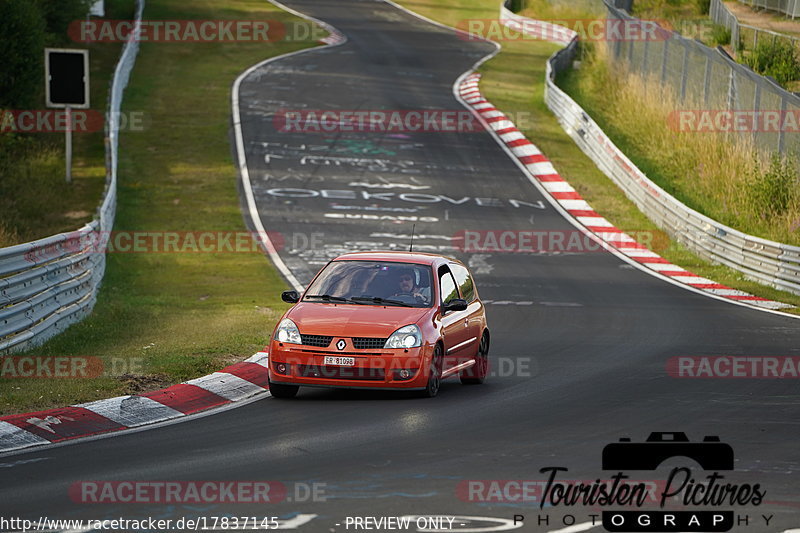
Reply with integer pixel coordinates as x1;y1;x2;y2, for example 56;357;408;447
422;344;444;398
268;379;299;399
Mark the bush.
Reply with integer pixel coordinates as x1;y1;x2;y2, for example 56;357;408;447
710;24;731;46
748;154;798;218
695;0;711;15
743;39;800;86
507;0;526;12
0;0;46;109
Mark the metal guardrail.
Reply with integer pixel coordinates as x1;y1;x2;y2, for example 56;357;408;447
736;0;800;19
603;0;800;156
710;0;744;49
711;0;800;53
0;0;145;353
498;4;800;295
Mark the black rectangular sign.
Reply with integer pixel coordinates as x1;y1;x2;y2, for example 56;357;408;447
45;49;90;108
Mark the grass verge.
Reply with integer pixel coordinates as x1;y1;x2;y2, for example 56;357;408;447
559;42;800;244
0;0;320;414
395;0;800;312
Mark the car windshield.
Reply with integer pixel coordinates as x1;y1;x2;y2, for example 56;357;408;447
304;260;434;307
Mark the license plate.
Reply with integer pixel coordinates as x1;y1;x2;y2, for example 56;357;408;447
323;356;355;366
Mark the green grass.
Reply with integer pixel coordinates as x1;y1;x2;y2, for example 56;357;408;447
631;0;707;24
742;39;800;86
558;43;800;243
629;0;715;44
0;0;320;414
395;0;800;312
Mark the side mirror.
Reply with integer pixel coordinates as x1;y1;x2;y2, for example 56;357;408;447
443;298;468;312
281;290;300;303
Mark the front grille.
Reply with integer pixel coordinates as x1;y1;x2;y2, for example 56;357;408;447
297;365;385;381
352;337;388;350
300;334;333;347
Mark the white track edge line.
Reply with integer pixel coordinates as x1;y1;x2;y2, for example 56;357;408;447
431;12;799;319
232;0;349;292
455;75;800;319
0;0;350;457
384;0;796;317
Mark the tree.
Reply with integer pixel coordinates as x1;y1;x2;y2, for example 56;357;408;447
0;0;46;109
35;0;93;46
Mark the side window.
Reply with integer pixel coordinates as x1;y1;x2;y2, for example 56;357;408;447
450;264;475;303
438;266;459;304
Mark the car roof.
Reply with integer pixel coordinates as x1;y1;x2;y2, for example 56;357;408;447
332;251;458;267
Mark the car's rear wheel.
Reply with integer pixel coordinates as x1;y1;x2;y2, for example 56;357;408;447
422;343;444;398
460;331;489;385
268;379;299;399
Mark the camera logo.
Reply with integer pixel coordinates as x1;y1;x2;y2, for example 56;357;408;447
480;433;769;532
600;432;761;532
602;432;734;471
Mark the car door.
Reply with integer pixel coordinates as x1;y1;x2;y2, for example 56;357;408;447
449;262;483;362
437;264;471;370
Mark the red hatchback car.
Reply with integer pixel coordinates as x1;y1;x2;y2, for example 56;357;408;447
267;252;489;398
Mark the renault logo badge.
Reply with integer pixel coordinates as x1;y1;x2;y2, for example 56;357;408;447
336;339;346;350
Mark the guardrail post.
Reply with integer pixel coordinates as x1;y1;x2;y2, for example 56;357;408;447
753;83;762;145
642;31;649;72
778;96;788;154
680;45;690;101
627;35;635;64
703;55;712;106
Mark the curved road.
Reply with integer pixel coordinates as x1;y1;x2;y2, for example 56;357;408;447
2;1;799;532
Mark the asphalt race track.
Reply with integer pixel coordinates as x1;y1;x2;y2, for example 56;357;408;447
2;1;800;532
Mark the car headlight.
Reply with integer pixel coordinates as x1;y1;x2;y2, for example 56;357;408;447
384;324;422;349
275;318;301;344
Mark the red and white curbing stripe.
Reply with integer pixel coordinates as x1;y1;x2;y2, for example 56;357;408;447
0;352;270;453
459;73;793;311
319;29;346;46
0;1;345;456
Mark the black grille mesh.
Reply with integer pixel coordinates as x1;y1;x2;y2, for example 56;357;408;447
300;334;333;347
352;337;388;350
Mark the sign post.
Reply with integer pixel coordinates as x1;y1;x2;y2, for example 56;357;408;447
45;48;90;183
65;107;73;182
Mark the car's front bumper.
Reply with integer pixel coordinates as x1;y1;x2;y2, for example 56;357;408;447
268;340;433;389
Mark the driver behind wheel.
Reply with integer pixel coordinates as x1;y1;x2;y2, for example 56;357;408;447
392;269;430;304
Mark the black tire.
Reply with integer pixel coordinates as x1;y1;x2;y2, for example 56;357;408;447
268;379;299;399
422;343;444;398
460;331;489;385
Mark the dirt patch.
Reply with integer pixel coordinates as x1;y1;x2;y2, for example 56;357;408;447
118;373;174;394
214;353;246;368
64;210;92;220
724;1;800;37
